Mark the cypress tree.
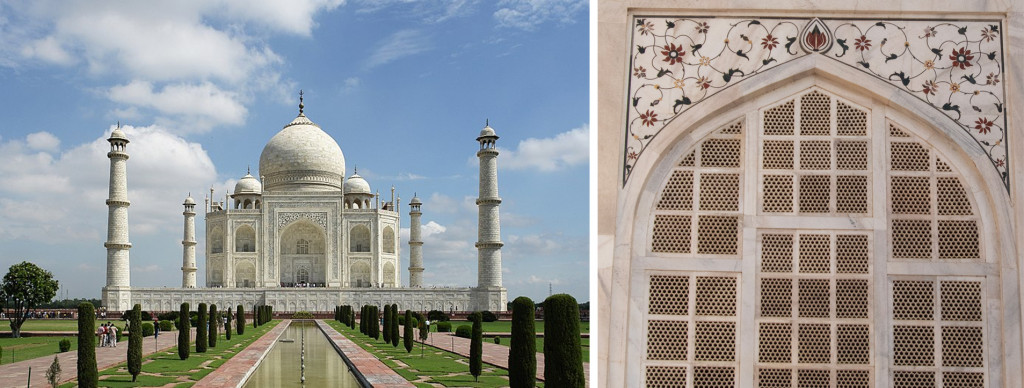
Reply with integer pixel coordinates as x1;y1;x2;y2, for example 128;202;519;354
178;303;190;360
470;312;483;382
209;304;218;348
359;306;365;334
382;305;391;343
253;304;258;328
128;304;143;382
372;306;380;340
403;310;414;352
351;306;357;329
76;302;98;388
236;305;245;335
543;294;584;387
509;297;537;388
390;304;399;348
225;309;232;340
196;303;208;353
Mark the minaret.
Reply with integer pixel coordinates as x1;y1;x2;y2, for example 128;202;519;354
101;124;132;311
181;195;198;288
408;194;424;287
475;121;506;310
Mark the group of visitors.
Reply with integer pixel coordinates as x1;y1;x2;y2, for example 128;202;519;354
97;322;119;347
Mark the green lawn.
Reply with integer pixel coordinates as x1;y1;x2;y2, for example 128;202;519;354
445;320;590;334
327;320;539;388
58;320;278;388
490;336;590;361
1;319;112;333
0;335;78;365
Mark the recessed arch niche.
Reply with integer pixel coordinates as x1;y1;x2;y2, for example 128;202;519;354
608;63;1018;388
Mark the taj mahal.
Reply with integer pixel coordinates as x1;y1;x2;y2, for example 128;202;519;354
100;96;507;313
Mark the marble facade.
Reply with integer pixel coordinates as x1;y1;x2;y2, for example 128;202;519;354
598;1;1024;387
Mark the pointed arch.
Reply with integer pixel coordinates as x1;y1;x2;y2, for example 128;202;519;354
235;224;256;252
606;59;1018;387
350;224;371;252
383;226;396;254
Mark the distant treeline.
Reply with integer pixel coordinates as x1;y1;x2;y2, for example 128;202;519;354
38;298;102;309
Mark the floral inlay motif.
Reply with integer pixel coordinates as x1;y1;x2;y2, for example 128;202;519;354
624;17;1007;191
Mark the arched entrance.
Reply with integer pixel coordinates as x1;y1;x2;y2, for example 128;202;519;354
279;221;327;287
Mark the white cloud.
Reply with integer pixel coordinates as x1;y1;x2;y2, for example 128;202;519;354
108;80;247;132
0;125;219;243
364;29;433;69
25;131;60;152
20;36;75;65
3;1;340;133
494;124;589;171
352;0;475;23
339;77;361;93
493;0;587;30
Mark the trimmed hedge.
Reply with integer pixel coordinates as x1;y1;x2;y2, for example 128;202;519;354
436;321;452;332
159;320;175;332
142;322;154;337
543;294;584;387
196;303;207;353
178;303;190;360
58;338;71;352
470;312;483;381
427;310;449;322
77;302;98;388
455;325;472;338
508;296;536;388
128;305;142;382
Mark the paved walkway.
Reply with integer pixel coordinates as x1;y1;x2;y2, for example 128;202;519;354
319;320;414;388
422;329;590;386
193;320;288;388
0;329;190;387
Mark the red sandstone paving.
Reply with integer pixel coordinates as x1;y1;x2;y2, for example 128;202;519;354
0;328;191;388
317;320;413;388
192;320;288;388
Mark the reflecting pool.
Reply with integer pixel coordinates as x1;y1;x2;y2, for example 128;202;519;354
243;321;360;387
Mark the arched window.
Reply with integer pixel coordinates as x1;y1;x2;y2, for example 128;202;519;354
630;88;988;386
296;268;310;284
296;239;310;254
383;262;396;286
210;229;223;254
383;226;396;254
350;262;370;287
235;225;256;252
350;225;371;252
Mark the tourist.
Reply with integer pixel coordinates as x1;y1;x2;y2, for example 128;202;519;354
109;323;118;347
97;324;105;347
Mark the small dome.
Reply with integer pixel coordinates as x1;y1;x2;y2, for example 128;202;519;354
258;114;345;192
409;194;422;205
344;173;371;195
234;173;263;195
479;125;496;138
109;128;129;143
183;196;196;205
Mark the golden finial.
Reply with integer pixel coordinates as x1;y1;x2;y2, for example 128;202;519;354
299;90;304;114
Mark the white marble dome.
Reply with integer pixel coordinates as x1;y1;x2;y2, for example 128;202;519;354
343;173;371;195
234;173;262;195
479;125;497;138
258;114;345;191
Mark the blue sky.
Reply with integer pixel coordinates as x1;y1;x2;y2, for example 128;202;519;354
0;0;589;304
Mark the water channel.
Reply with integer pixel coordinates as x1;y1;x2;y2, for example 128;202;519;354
243;321;361;387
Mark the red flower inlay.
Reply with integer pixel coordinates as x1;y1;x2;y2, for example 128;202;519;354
627;151;639;160
854;35;871;51
806;26;827;51
695;22;709;34
949;47;975;70
761;34;778;50
697;76;711;90
640;110;658;127
974;117;994;134
661;43;685;65
633;66;646;78
922;80;938;96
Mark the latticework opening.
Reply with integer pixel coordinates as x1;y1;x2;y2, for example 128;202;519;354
765;101;796;135
647;320;688;360
646;366;688;388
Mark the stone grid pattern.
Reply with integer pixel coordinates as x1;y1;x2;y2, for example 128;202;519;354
887;122;981;262
758;89;871;216
645;273;739;386
652;121;743;256
756;231;873;385
891;278;987;385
